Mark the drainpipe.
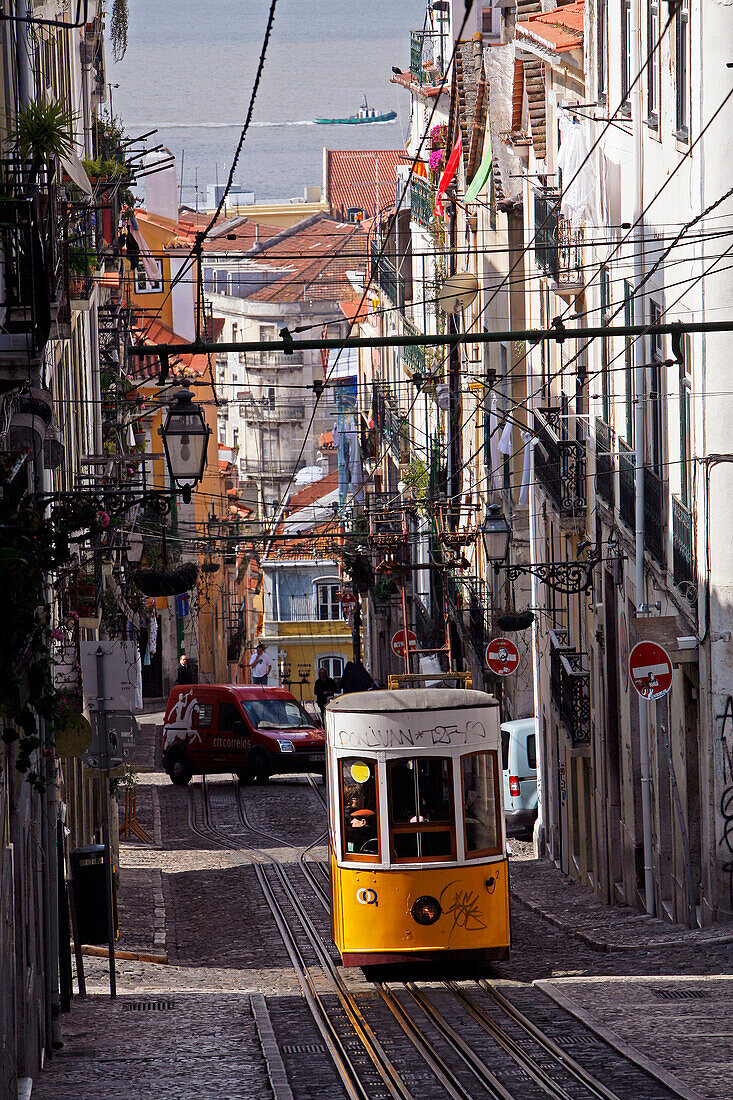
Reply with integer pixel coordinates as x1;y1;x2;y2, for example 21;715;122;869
631;0;655;917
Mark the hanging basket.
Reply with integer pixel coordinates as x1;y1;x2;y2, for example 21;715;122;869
200;561;220;574
132;563;199;596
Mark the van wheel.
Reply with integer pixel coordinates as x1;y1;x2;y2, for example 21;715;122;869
167;749;192;786
249;750;270;784
236;768;251;785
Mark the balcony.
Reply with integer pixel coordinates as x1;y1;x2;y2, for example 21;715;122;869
549;629;591;747
533;407;586;519
643;465;665;567
245;349;304;368
0;160;61;370
371;242;404;310
247;400;305;423
595;417;614;509
672;495;696;594
410;176;433;231
618;437;636;532
373;381;409;463
410;30;447;90
534;188;584;289
401;317;426;377
239;457;303;478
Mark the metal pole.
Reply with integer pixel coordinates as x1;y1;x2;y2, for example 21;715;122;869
631;0;655;917
95;646;117;997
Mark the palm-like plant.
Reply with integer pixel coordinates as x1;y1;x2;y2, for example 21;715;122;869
13;97;74;180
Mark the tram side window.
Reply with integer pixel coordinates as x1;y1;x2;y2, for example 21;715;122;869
340;758;380;860
387;757;454;861
462;751;501;857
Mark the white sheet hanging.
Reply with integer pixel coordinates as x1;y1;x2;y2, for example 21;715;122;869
557;110;596;228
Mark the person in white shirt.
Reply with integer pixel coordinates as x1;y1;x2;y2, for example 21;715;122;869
249;642;273;685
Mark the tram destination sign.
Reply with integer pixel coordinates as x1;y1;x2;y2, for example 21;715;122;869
629;641;673;700
485;637;520;676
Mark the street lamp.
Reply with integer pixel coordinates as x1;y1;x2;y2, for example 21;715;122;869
481;504;511;564
159;384;211;503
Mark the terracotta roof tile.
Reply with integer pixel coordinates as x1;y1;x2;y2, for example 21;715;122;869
127;317;216;382
326;149;404;221
285;469;339;512
517;1;584;54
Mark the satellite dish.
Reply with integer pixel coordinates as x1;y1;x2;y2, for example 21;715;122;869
437;271;479;313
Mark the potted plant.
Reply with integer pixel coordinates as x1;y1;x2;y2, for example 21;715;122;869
14;96;75;181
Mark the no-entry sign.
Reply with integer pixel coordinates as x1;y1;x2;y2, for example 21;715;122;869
391;628;418;658
339;590;357;615
629;641;673;700
485;637;520;676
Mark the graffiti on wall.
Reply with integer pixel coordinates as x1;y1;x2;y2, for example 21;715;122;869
718;695;733;907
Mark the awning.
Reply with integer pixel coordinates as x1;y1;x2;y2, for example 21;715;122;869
464;136;492;205
61;148;93;197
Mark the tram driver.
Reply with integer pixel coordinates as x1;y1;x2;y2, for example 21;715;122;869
342;761;378;855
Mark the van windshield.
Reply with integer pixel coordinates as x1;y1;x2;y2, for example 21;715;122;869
240;698;314;730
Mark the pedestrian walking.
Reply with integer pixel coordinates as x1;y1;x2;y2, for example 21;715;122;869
249;642;273;685
176;654;195;684
314;667;336;721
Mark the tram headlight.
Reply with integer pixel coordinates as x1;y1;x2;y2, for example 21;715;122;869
411;895;442;925
277;739;295;753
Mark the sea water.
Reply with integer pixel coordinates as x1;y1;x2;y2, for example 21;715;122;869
113;0;424;205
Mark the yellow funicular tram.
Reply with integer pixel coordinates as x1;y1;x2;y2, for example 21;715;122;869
325;685;510;966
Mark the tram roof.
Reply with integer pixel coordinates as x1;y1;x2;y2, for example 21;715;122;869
328;689;499;713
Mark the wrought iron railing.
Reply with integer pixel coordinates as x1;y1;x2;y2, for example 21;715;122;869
595;417;614;509
373;381;409;463
410;176;433;230
401;317;426;377
672;495;695;590
533;187;583;287
618;437;636;531
549;629;569;713
371;242;404;310
0;159;61;363
559;650;591;745
533;407;586;515
245;349;303;367
643;465;665;566
410;29;447;87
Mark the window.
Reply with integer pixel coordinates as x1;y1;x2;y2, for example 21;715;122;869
597;0;607;104
600;267;611;422
218;701;242;731
387;757;454;861
240;697;313;730
647;1;660;127
316;581;342;621
133;265;163;293
679;333;692;506
318;655;344;680
675;0;689;139
340;758;380;860
623;280;635;442
621;0;632;115
462;751;501;858
649;300;664;473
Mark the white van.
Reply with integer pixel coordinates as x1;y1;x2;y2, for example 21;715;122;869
501;717;538;834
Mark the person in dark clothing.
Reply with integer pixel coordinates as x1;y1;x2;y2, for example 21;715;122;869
340;660;374;694
314;668;336;720
176;654;195;684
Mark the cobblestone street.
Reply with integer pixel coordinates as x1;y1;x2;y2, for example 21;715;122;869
28;709;733;1099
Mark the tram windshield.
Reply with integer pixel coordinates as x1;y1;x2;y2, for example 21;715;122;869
387;757;454;861
462;751;501;857
340;758;380;860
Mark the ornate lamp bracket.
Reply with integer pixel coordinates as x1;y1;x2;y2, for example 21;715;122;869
493;540;623;595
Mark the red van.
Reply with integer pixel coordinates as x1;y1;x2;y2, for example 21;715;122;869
161;684;326;785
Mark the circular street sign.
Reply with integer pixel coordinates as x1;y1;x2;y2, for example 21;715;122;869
629;641;673;700
339;590;357;614
391;628;418;658
620;612;629;693
485;637;520;676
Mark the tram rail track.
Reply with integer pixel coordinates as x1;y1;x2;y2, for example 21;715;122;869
186;775;683;1100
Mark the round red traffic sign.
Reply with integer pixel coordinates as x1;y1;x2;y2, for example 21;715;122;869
391;628;418;658
485;637;520;676
629;641;673;700
339;590;357;614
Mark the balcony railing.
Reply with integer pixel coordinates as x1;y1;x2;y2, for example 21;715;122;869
618;437;636;531
533;188;584;288
643;465;665;566
595;417;614;509
373;381;409;463
672;495;696;592
371;241;404;310
549;629;591;746
533;407;586;516
0;160;60;366
410;176;433;230
248;401;305;422
239;457;303;478
245;349;303;367
410;29;447;88
401;317;426;377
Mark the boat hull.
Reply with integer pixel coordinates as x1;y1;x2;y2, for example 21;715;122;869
313;111;397;126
